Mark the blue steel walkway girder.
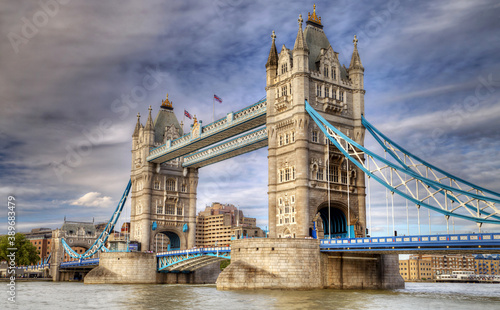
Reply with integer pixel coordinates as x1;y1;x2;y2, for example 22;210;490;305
157;247;231;272
182;127;268;168
147;99;267;164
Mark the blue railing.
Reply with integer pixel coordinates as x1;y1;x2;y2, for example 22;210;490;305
320;233;500;252
156;246;231;258
59;258;100;268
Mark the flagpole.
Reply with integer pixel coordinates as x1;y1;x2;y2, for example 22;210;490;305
213;95;215;123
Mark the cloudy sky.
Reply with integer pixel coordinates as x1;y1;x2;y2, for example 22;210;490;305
1;0;500;237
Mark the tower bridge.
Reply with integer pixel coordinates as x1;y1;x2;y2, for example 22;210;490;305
49;5;500;290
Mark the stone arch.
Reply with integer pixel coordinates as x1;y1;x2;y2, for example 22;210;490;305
316;201;358;239
153;227;185;252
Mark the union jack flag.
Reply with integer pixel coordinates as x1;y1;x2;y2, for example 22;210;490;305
184;110;192;119
214;94;222;103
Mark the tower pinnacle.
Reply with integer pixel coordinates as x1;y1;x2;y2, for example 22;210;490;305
266;30;278;69
307;4;322;26
294;14;308;51
145;105;154;131
132;112;141;137
161;93;173;110
349;35;364;71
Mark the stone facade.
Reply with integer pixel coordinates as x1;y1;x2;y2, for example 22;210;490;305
216;238;321;290
216;238;404;290
266;6;366;240
130;97;198;251
84;252;221;284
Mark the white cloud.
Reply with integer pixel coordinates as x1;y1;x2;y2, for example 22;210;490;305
70;192;113;208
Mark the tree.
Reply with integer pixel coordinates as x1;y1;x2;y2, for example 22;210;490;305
0;233;40;265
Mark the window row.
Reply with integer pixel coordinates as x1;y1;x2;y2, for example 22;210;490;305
323;65;337;80
314;166;350;184
156;203;183;216
279;131;295;146
278;83;292;97
279;166;296;183
316;84;345;101
278;215;296;225
151;179;188;192
278;206;295;214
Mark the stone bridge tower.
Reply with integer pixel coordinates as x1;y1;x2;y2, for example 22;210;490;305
130;95;198;251
266;6;366;239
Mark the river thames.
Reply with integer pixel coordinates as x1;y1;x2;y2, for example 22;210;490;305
3;282;500;309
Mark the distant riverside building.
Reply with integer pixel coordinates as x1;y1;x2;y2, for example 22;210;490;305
195;203;264;247
426;254;475;278
474;254;500;276
398;255;433;281
23;227;53;264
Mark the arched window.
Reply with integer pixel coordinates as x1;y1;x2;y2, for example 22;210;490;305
154;181;160;190
181;184;187;192
292;166;295;179
279;135;283;146
166;179;176;191
325;87;330;98
285;168;290;181
176;206;183;216
279;170;284;182
285;133;289;144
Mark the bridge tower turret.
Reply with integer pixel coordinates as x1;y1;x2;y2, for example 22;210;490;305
266;6;366;239
130;95;198;251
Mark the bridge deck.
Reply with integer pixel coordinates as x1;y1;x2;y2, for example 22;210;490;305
182;127;268;168
147;99;266;164
320;233;500;254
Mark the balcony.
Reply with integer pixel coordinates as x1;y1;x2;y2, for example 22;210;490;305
317;97;345;114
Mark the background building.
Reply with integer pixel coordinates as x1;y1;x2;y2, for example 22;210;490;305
399;255;432;281
24;227;53;264
195;202;264;247
474;254;500;276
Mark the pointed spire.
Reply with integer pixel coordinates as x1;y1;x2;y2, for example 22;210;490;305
145;105;154;131
266;30;278;69
294;14;309;51
132;112;141;137
349;35;364;71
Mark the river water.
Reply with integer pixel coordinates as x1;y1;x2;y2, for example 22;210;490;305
3;282;500;309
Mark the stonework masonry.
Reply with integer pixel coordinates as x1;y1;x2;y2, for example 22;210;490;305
216;239;404;290
84;252;221;284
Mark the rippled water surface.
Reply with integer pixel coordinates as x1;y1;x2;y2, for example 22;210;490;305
3;282;500;309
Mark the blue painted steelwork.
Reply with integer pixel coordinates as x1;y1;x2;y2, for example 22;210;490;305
157;247;231;272
182;126;268;167
320;233;500;252
305;100;500;224
147;98;267;164
59;258;100;268
362;116;500;221
62;180;131;259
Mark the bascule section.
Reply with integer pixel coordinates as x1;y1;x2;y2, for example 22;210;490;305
265;6;366;240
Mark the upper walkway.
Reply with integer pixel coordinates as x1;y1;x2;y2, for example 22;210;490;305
147;99;267;164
